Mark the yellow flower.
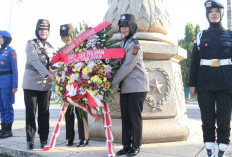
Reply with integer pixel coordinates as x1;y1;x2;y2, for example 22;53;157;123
77;67;81;72
103;77;107;82
55;86;60;93
91;75;99;83
82;68;88;75
103;64;106;68
88;68;93;72
72;68;77;72
56;77;61;83
89;90;98;96
96;79;102;85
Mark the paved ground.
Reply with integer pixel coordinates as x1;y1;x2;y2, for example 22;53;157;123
0;101;232;157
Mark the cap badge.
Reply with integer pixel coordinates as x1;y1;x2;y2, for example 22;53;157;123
62;26;66;30
121;15;126;20
206;2;212;7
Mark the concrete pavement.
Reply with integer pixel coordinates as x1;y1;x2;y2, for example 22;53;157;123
0;102;232;157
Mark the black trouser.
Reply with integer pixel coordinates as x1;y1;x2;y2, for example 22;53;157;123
120;92;147;147
197;90;232;144
24;89;50;143
65;106;89;141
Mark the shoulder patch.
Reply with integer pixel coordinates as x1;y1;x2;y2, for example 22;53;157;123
11;52;17;60
132;45;140;55
133;38;139;44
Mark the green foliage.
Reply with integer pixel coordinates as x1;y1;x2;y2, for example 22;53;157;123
178;23;201;87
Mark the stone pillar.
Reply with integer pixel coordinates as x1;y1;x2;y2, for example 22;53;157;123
89;0;190;143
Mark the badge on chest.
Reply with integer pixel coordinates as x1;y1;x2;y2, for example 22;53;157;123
132;45;140;55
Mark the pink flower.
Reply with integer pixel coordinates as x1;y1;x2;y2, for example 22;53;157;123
104;65;112;73
106;73;112;79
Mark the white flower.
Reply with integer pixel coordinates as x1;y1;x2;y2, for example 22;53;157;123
61;72;66;82
66;84;77;97
96;94;103;100
70;74;79;82
87;61;96;69
96;60;102;64
104;65;112;73
79;87;86;95
52;62;62;69
82;74;89;79
105;59;110;64
75;62;84;69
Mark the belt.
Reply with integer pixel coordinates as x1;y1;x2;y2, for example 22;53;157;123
200;59;232;67
0;70;12;76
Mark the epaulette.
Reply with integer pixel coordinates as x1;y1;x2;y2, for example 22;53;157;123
28;39;34;43
128;37;139;44
6;46;15;52
28;38;38;43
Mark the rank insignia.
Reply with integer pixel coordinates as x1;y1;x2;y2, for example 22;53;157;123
12;52;17;60
1;61;4;65
4;51;8;53
132;46;140;55
206;2;212;7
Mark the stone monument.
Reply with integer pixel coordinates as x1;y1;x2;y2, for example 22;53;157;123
89;0;190;143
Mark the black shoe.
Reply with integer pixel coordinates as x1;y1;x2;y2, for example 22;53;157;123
77;139;89;147
128;146;140;156
116;146;131;156
66;140;73;146
0;130;12;138
41;140;47;148
0;122;6;134
27;142;34;150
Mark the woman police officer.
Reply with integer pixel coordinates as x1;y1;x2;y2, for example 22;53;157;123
189;0;232;156
112;14;149;156
0;31;18;139
59;24;89;147
22;19;55;150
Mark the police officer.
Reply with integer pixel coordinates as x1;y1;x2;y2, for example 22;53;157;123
0;31;18;139
112;14;149;156
189;1;232;156
22;19;55;150
60;24;89;147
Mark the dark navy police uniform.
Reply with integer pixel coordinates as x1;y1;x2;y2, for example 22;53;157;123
189;0;231;156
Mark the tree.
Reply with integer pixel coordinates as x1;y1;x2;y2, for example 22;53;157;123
178;23;200;87
228;0;231;30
